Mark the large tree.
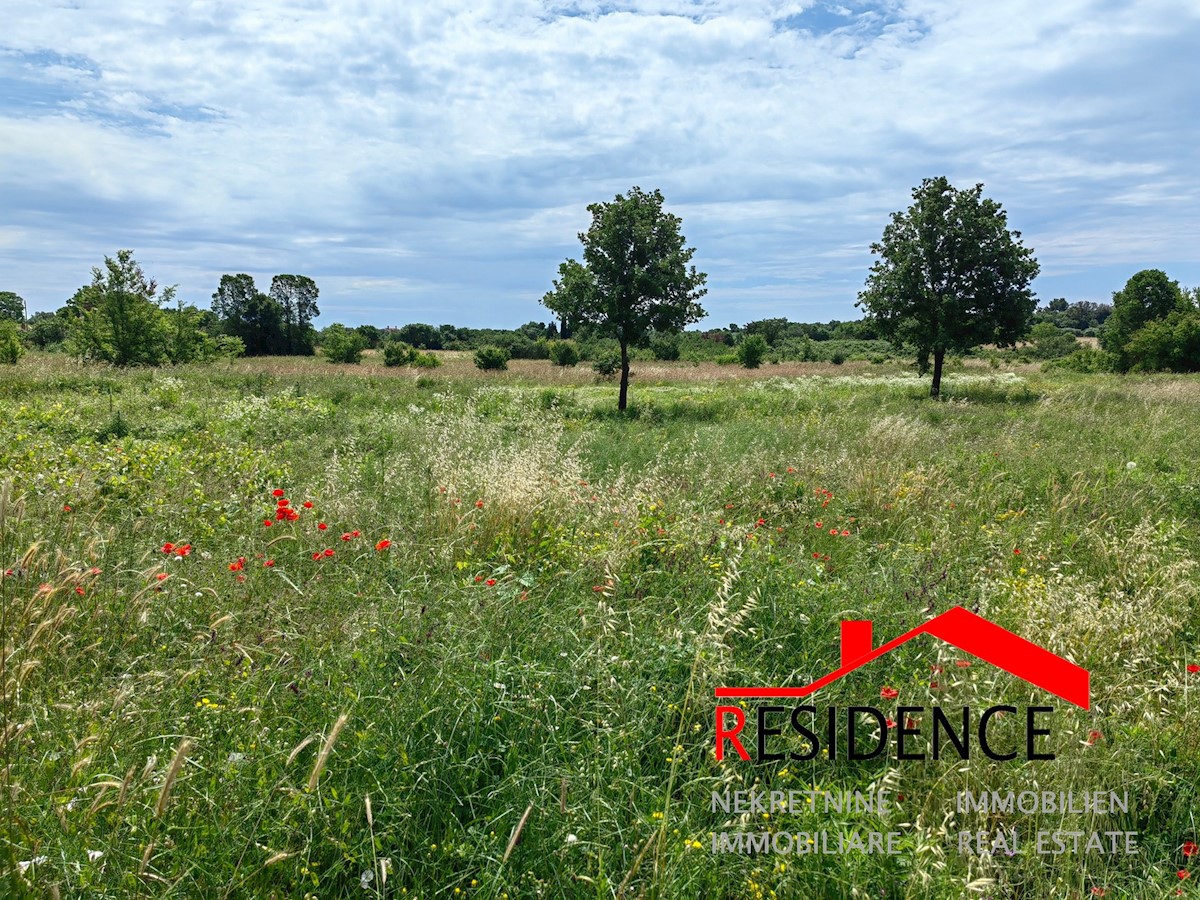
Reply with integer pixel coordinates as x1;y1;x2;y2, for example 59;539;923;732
858;177;1040;398
0;291;26;324
542;186;707;410
212;274;286;356
1100;269;1189;371
69;250;173;366
269;274;320;355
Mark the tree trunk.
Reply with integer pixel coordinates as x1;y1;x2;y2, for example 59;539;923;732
618;341;630;411
930;348;945;399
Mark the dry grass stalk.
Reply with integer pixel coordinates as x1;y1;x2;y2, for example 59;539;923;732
155;738;192;818
501;803;533;865
306;712;349;792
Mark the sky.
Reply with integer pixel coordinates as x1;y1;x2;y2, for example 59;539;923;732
2;0;1198;329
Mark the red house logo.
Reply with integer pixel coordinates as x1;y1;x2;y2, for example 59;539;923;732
716;605;1089;710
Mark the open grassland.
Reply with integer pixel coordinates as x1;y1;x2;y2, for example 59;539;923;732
1;354;1198;899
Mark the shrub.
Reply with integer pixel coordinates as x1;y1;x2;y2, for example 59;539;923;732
411;351;441;369
474;345;510;371
830;351;846;365
650;334;680;361
1044;347;1113;373
383;340;416;367
0;320;23;364
592;353;621;378
548;340;581;367
736;334;768;368
321;324;367;364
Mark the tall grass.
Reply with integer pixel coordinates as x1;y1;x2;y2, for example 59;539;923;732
0;356;1197;897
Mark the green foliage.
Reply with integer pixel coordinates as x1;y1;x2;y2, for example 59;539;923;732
320;323;367;364
736;333;768;368
542;186;707;409
0;319;23;363
1102;270;1190;371
1122;309;1200;372
355;324;382;348
1029;322;1080;359
397;322;442;349
269;274;320;355
26;311;70;350
383;340;441;368
383;340;416;367
213;274;287;356
1043;347;1114;373
858;176;1039;397
473;344;510;370
591;352;621;377
69;250;174;366
0;290;25;323
547;339;581;367
649;332;680;360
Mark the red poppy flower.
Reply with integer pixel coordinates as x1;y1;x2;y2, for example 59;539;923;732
812;552;821;558
229;561;243;572
303;500;314;509
1183;840;1198;858
880;686;899;700
1091;889;1106;896
88;567;101;575
277;498;290;507
284;508;299;521
768;472;776;478
955;659;971;668
1085;729;1102;746
375;539;391;551
1013;548;1021;555
312;552;322;561
830;528;839;535
841;529;851;536
815;521;823;528
885;718;896;728
756;518;766;527
75;585;85;595
1178;870;1191;880
156;573;169;581
272;489;285;497
905;716;919;729
930;680;942;690
341;532;353;541
786;467;795;473
275;509;287;521
323;548;335;557
63;504;72;512
475;500;484;508
264;560;275;567
177;544;191;557
351;530;360;538
486;578;497;586
318;522;328;530
162;542;175;553
931;664;944;674
475;575;483;583
1188;664;1200;674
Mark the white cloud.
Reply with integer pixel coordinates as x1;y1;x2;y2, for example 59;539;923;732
1;0;1198;323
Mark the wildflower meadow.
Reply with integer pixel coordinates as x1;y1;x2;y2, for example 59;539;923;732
2;353;1198;898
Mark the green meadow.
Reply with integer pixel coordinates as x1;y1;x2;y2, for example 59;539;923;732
2;354;1198;898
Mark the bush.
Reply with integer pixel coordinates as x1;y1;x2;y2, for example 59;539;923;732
736;334;768;368
592;353;621;378
411;351;441;368
0;320;23;364
548;340;581;367
321;324;367;364
1044;347;1114;373
474;345;510;371
1029;322;1079;359
649;334;680;361
383;340;416;367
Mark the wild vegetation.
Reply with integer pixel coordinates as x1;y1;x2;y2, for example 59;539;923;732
2;353;1198;898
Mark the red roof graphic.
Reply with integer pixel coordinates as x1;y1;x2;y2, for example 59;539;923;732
715;605;1090;709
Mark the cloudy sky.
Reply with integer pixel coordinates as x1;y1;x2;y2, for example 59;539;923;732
3;0;1198;328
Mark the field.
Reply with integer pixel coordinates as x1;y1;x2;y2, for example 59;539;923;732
2;354;1198;899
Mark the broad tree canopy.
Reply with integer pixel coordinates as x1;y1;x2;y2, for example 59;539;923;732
858;176;1039;397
